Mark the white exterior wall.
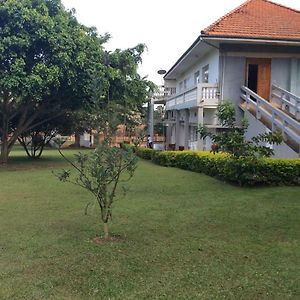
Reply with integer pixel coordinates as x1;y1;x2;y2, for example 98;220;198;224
189;108;198;124
204;109;218;126
297;59;300;95
179;124;185;146
271;58;290;90
165;49;220;150
175;49;219;92
171;125;176;144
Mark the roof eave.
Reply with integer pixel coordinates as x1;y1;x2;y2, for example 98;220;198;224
201;34;300;45
164;33;300;80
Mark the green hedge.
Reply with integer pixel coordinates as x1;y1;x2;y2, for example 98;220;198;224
135;147;157;160
135;148;300;186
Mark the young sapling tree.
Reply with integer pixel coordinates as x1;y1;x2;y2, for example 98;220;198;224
56;141;138;239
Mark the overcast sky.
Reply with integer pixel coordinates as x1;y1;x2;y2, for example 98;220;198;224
61;0;300;84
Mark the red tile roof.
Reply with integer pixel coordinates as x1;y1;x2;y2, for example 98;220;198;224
201;0;300;41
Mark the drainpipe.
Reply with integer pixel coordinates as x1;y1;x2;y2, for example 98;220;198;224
175;110;180;150
221;52;226;102
197;107;204;150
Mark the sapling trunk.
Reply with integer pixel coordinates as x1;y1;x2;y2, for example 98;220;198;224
103;222;109;239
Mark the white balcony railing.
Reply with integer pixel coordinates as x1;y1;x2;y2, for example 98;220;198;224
152;86;176;102
164;87;176;97
165;86;197;109
165;83;219;110
200;83;219;107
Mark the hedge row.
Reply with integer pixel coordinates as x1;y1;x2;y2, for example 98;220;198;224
135;147;300;186
135;147;154;160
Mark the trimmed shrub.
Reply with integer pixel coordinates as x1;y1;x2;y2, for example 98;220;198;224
135;147;157;160
135;148;300;186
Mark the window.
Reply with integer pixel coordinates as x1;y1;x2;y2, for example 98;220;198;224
183;79;187;90
194;71;200;85
202;65;209;83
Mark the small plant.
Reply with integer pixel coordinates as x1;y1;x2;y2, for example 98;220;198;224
197;102;283;158
132;128;146;149
56;141;138;239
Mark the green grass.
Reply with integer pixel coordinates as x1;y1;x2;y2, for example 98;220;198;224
0;149;299;299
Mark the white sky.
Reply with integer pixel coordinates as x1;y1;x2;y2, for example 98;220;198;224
61;0;300;85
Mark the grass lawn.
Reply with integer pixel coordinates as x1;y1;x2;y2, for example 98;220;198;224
0;149;299;299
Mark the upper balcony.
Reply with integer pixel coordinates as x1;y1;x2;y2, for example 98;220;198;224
165;83;220;110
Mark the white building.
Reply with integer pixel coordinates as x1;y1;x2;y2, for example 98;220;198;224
164;0;300;157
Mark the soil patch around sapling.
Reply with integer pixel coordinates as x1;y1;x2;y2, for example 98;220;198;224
91;234;124;245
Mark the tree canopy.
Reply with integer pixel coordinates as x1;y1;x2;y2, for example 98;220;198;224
0;0;154;163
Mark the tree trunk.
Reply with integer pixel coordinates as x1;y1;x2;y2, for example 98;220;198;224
1;127;25;164
103;222;109;239
1;104;9;164
75;130;81;147
0;140;9;164
18;136;31;158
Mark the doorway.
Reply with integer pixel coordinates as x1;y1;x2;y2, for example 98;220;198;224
246;58;271;100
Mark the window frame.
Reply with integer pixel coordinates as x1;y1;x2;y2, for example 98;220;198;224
202;64;209;83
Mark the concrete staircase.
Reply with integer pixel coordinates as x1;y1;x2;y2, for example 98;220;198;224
240;85;300;155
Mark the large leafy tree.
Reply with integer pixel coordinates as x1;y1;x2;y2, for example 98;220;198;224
0;0;155;164
106;44;155;110
0;0;107;164
70;45;156;147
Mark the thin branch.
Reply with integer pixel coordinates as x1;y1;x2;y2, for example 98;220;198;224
8;102;34;121
84;202;93;215
25;111;65;133
57;148;94;189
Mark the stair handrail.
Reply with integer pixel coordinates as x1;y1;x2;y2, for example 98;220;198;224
241;86;300;145
271;84;300;119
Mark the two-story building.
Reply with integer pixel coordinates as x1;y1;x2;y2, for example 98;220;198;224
164;0;300;157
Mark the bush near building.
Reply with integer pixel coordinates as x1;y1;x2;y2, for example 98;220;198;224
135;148;300;186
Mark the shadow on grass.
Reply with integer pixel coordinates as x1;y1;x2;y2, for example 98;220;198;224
0;147;90;172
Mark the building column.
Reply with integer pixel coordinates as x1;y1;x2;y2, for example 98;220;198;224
197;107;204;150
175;110;180;150
184;109;190;150
147;99;154;141
165;112;172;149
165;124;170;148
